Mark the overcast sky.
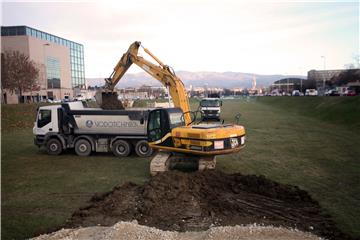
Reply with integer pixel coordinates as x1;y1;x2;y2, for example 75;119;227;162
2;0;359;77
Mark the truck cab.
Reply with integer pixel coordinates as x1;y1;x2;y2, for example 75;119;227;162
34;105;60;137
199;98;222;121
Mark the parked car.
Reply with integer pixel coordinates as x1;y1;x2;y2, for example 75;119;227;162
305;89;318;96
62;96;71;102
345;89;357;96
325;89;340;96
74;95;85;101
292;90;300;96
270;90;282;96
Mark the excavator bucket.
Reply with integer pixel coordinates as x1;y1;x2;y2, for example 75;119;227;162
95;90;125;110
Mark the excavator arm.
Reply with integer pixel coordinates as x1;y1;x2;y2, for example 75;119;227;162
104;41;191;124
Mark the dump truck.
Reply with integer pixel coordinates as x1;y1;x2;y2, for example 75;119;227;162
33;101;153;157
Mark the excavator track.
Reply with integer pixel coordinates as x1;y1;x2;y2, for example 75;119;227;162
150;151;216;176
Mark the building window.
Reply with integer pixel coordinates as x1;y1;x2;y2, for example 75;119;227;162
1;28;8;36
9;28;16;35
46;57;61;89
68;43;85;89
17;27;25;35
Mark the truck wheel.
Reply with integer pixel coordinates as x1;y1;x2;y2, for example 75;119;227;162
46;138;63;155
112;140;131;157
75;139;92;156
135;140;153;157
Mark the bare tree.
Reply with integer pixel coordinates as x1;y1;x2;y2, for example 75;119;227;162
1;53;10;103
331;69;360;87
1;51;39;103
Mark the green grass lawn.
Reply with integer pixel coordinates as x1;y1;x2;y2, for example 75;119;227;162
2;97;360;239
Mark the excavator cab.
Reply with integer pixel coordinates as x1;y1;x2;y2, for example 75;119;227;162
147;108;184;144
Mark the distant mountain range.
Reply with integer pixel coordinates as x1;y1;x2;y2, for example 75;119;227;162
86;71;306;89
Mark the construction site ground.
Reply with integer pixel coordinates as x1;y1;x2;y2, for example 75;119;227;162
65;170;351;240
2;97;360;240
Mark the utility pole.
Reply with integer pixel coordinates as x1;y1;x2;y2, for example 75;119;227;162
321;56;326;94
298;67;303;93
287;77;289;95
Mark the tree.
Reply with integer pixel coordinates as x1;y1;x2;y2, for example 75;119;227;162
330;69;360;87
1;51;39;103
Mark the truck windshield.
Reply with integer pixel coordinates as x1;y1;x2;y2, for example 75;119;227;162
200;100;220;107
169;112;184;129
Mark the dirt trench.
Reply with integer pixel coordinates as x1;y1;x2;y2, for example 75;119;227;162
66;170;354;240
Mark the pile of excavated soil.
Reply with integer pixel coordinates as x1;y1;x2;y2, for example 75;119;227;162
34;221;323;240
67;170;353;240
100;93;124;110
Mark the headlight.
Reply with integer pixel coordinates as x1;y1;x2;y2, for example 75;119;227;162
241;136;246;145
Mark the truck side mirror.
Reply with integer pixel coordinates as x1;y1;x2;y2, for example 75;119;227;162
140;118;144;125
220;101;223;106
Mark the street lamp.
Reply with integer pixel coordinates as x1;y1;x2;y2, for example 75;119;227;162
321;56;326;70
321;56;326;94
42;43;50;101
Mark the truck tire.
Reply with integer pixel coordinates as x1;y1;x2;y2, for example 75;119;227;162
46;138;63;155
112;140;131;157
75;139;92;156
135;140;153;157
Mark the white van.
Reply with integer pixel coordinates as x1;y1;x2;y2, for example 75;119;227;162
305;89;318;96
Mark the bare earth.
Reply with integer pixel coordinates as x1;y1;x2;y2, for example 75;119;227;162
66;170;351;239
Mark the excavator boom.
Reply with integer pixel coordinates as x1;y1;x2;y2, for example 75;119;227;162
103;41;191;124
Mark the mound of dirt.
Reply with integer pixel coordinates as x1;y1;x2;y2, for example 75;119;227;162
100;92;124;110
67;170;353;240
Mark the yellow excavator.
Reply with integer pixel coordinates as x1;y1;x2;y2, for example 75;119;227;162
100;41;246;175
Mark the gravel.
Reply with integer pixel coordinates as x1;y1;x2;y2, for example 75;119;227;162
33;221;324;240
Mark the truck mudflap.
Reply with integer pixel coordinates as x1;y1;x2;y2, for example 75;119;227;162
34;135;45;147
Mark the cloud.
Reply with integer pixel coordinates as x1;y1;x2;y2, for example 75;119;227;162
2;1;358;77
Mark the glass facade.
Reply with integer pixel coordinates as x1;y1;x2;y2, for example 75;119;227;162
46;57;61;89
1;26;85;88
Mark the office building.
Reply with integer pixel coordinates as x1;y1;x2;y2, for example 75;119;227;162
1;25;85;103
307;69;343;90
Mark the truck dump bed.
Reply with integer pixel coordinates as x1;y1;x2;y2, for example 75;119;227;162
62;102;151;136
